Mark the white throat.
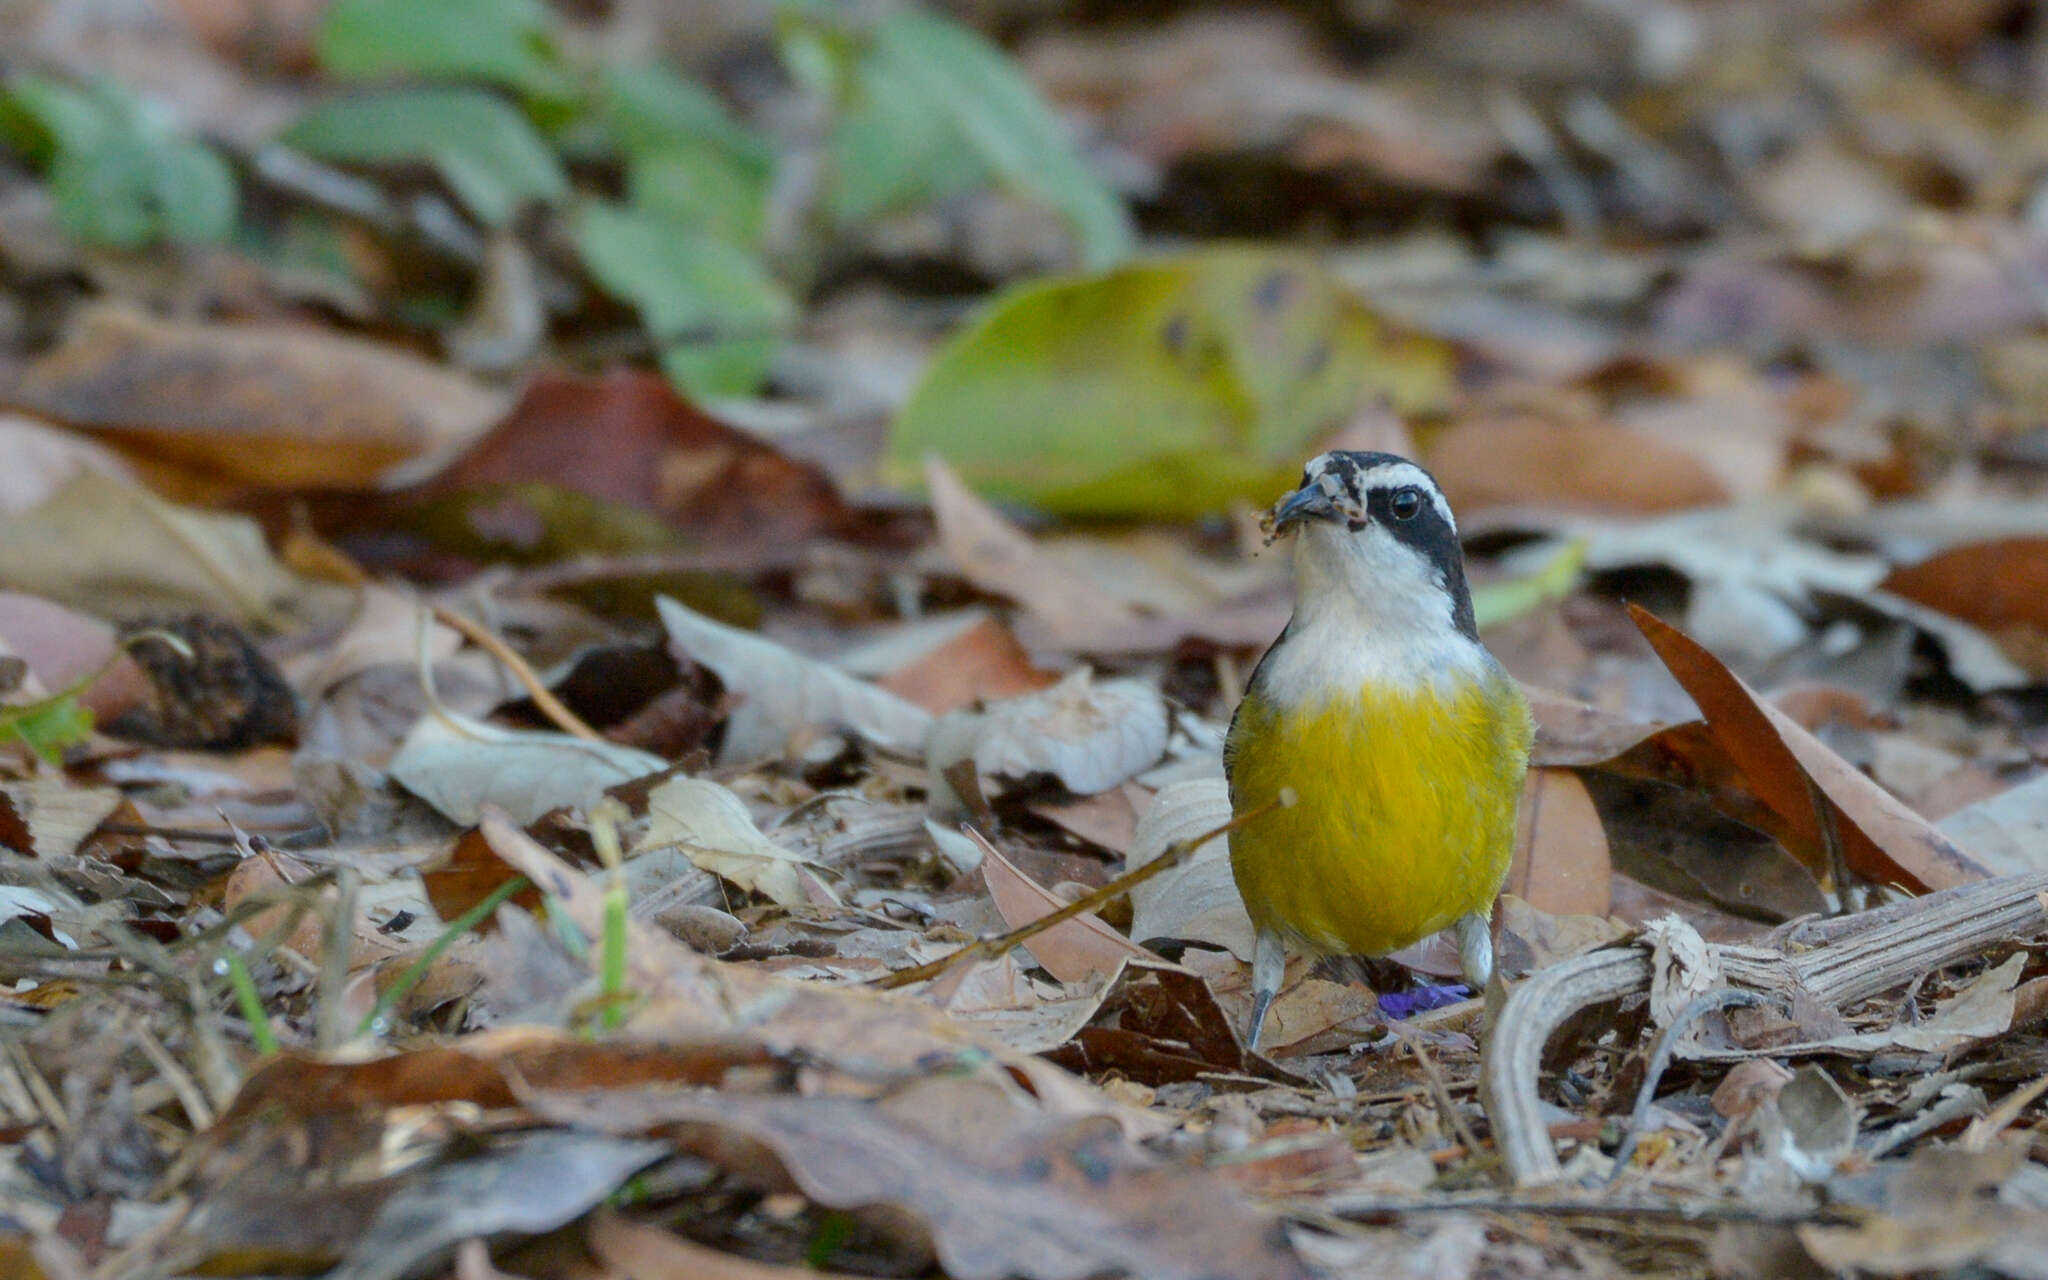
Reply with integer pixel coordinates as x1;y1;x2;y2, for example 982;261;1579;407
1255;522;1490;705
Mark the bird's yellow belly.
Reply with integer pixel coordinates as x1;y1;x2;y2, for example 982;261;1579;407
1226;676;1531;957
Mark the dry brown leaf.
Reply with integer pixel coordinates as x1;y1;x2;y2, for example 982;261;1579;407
419;370;851;549
1427;416;1727;515
0;412;135;514
1524;687;1670;767
0;778;122;861
656;596;932;763
875;614;1058;714
1031;783;1150;854
0;469;351;629
589;1211;868;1280
0;590;145;720
1507;767;1611;917
979;833;1152;982
529;1073;1314;1280
929;669;1170;801
2;302;507;496
1883;537;2048;650
1630;604;1987;892
1043;958;1286;1084
925;456;1139;646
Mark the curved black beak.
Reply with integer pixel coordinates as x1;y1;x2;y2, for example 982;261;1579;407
1270;482;1341;532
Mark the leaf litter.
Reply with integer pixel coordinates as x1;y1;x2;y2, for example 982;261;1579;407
7;2;2048;1278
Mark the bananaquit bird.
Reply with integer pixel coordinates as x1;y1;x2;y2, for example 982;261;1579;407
1225;451;1533;1048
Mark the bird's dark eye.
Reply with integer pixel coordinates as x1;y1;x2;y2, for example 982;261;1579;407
1389;487;1424;520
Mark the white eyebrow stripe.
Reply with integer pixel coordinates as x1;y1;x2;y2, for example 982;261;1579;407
1302;455;1455;531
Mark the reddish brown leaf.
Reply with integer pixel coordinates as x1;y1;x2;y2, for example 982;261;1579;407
876;614;1059;714
530;1074;1315;1280
589;1211;868;1280
0;303;506;496
1883;538;2048;636
925;456;1139;646
1507;767;1611;917
1427;416;1727;515
424;370;851;551
1525;686;1672;767
1628;604;1987;892
979;832;1152;982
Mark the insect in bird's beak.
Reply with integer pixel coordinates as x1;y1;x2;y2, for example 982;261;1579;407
1261;473;1352;542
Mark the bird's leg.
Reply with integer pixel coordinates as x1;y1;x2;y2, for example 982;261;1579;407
1454;910;1493;992
1246;927;1285;1050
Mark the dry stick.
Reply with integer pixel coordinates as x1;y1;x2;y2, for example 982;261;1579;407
431;604;605;743
1395;1025;1485;1169
298;538;604;745
1485;869;2048;1185
1800;767;1856;916
874;797;1286;991
1605;988;1773;1183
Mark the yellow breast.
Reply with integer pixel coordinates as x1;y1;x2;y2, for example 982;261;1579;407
1224;671;1532;957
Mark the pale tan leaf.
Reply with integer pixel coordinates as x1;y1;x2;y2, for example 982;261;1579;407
633;776;829;909
656;596;932;763
387;711;665;826
1125;777;1254;961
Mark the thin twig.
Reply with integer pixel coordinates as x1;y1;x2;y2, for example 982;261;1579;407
1394;1024;1486;1172
1800;768;1854;916
1318;1191;1854;1226
432;605;605;743
874;798;1285;991
1607;988;1772;1182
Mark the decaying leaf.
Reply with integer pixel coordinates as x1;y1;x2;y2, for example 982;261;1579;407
1762;1066;1859;1184
388;711;665;826
873;612;1059;714
528;1073;1315;1280
633;775;829;908
1882;538;2048;649
925;455;1140;646
0;470;351;629
1125;777;1254;961
928;668;1169;800
0;778;122;860
656;596;932;763
1630;604;1987;892
1939;774;2048;877
0;302;507;494
419;370;851;550
1507;767;1612;917
979;832;1152;982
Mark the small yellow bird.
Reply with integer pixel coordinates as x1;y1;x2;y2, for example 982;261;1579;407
1225;451;1533;1047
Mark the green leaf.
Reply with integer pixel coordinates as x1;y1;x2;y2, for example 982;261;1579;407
628;146;768;249
1471;539;1588;630
283;88;568;227
598;66;774;248
600;64;771;171
825;47;984;225
889;249;1454;518
316;0;569;97
573;201;794;397
3;76;112;154
855;13;1132;269
4;75;237;247
1;692;92;765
